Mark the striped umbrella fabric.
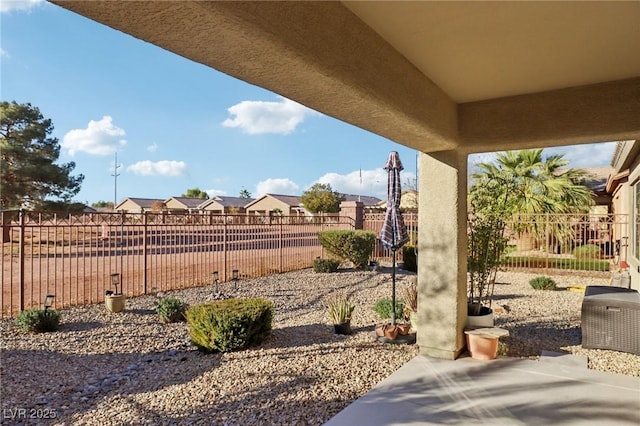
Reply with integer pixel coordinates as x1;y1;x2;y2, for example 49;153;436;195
378;151;409;327
379;151;409;250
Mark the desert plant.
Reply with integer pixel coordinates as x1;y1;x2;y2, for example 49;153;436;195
186;298;272;353
529;276;557;290
156;297;188;323
373;298;405;320
326;294;355;324
400;280;418;318
313;258;340;273
15;308;61;332
467;210;508;315
573;244;602;259
317;230;376;269
402;245;417;272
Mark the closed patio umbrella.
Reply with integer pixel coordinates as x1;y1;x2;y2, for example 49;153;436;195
379;151;410;326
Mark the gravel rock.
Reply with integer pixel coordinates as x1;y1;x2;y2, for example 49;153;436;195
0;268;637;425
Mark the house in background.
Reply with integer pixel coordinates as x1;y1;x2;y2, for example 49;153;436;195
607;140;640;291
340;194;383;209
245;194;305;216
115;197;165;213
580;166;614;214
164;196;207;213
376;189;418;210
200;196;254;214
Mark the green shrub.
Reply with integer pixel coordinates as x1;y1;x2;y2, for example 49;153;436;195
313;258;340;273
373;298;405;320
156;297;188;323
529;276;557;290
317;230;376;269
402;245;417;272
15;309;61;332
573;244;602;259
501;256;610;272
186;298;273;353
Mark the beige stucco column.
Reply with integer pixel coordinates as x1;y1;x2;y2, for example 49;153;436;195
416;151;468;359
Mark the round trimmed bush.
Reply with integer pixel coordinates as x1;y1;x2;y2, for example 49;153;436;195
15;308;61;332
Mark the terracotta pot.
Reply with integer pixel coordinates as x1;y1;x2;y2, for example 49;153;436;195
465;333;499;360
105;294;126;313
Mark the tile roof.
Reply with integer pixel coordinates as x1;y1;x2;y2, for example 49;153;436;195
168;197;208;208
340;193;383;206
268;194;303;206
119;198;165;208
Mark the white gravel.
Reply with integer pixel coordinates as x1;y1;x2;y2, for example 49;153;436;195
0;268;638;425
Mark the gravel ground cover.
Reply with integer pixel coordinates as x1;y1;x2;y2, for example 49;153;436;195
1;268;638;425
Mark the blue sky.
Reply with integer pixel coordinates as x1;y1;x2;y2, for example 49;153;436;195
1;1;616;205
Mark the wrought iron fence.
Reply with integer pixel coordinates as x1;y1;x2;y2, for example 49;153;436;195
1;209;629;317
501;213;629;276
363;210;418;262
363;211;629;277
1;210;352;317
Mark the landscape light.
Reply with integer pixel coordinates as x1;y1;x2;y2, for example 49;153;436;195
212;271;219;293
43;294;55;313
110;273;121;294
232;269;239;290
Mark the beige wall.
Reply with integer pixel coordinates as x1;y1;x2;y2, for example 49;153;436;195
164;199;187;211
116;199;144;213
246;197;292;215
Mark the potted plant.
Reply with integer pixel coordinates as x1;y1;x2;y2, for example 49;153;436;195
105;273;126;313
466;209;508;327
401;279;418;332
467;170;511;327
326;293;355;335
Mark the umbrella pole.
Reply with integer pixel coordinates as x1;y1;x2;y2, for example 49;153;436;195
391;247;396;326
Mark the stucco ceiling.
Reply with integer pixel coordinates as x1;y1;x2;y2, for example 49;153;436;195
344;1;640;103
50;1;640;154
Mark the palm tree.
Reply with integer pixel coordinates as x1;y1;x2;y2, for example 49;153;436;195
470;149;593;215
469;148;594;248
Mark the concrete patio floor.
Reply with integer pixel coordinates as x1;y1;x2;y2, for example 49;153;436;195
325;353;640;425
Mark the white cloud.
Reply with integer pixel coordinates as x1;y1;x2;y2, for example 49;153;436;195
127;160;187;177
62;116;126;156
0;48;9;58
468;142;617;171
545;142;616;168
222;96;319;135
146;143;158;152
314;168;409;200
1;0;43;13
255;178;299;197
205;189;227;198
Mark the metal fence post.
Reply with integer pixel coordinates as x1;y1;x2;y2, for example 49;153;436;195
143;211;148;294
18;209;26;312
279;219;283;273
223;218;228;281
544;212;550;274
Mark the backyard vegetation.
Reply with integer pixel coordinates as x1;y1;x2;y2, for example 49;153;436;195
1;267;637;426
317;229;376;269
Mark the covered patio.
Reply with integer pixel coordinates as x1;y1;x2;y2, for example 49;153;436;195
51;0;640;360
